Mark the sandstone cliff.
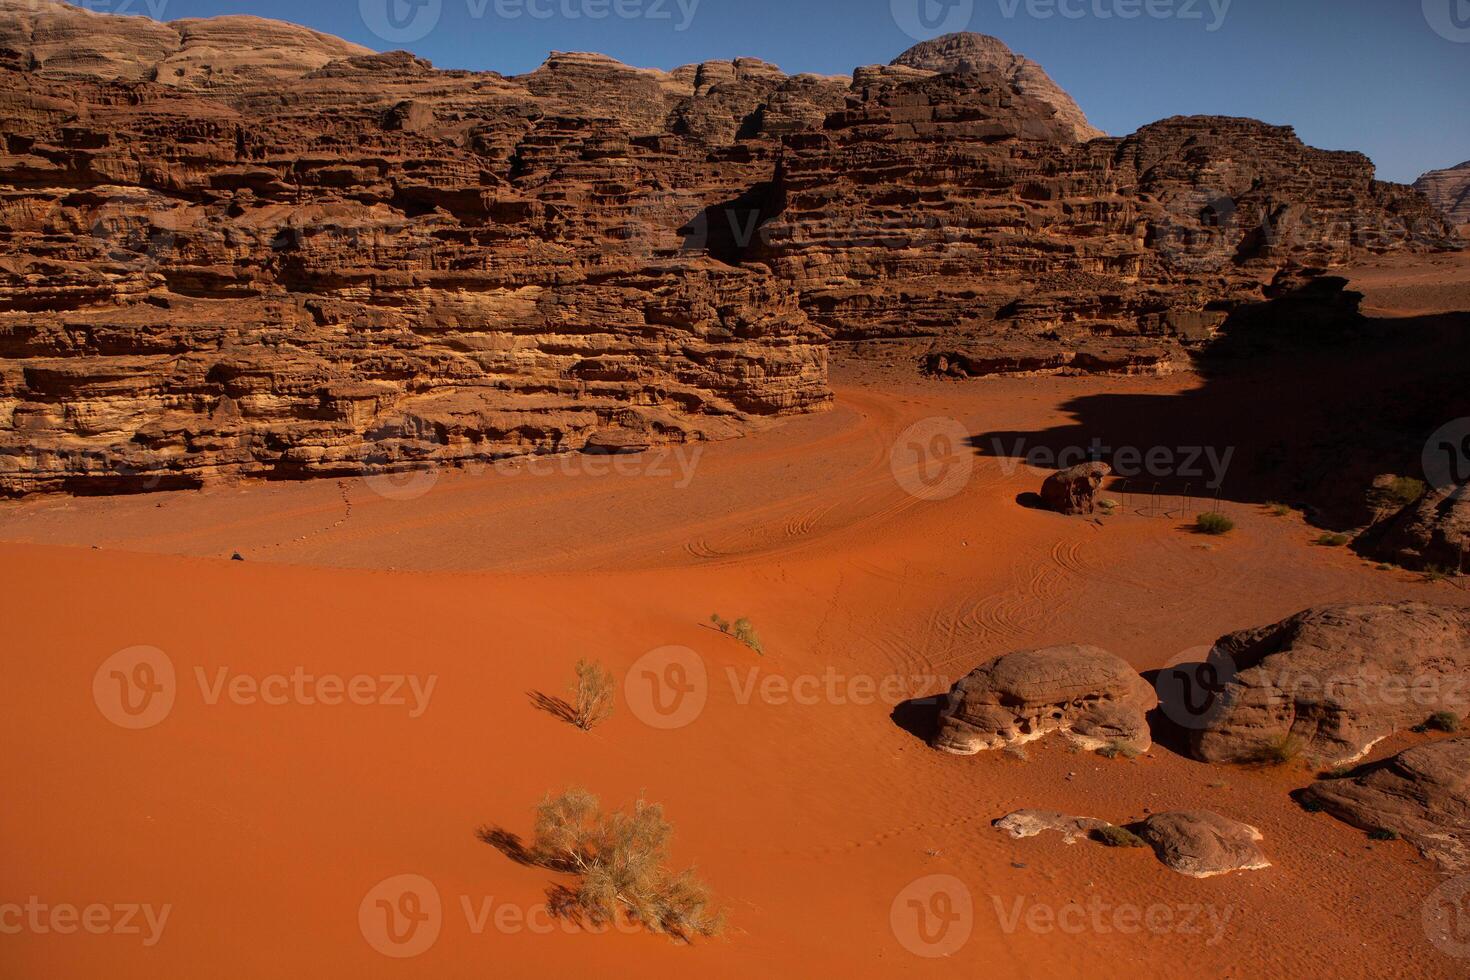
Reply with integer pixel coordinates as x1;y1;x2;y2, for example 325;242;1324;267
1415;161;1470;225
0;1;1456;495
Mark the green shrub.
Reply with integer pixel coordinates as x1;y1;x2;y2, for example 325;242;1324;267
1315;533;1351;547
1094;825;1148;848
1427;711;1462;733
1196;512;1235;535
1368;828;1400;842
530;788;724;941
1097;739;1142;760
1247;733;1305;766
709;614;730;634
1266;502;1293;517
1369;476;1427;511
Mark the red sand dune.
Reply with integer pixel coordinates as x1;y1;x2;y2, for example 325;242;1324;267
4;257;1470;977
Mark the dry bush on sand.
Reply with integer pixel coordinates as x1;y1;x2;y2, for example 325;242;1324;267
571;660;615;731
529;788;724;942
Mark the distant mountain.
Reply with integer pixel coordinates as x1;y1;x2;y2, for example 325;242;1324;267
1415;161;1470;225
891;31;1103;142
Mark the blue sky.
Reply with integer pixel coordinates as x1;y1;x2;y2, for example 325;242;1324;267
86;0;1469;183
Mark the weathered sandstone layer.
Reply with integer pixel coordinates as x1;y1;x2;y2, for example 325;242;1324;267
0;2;1456;494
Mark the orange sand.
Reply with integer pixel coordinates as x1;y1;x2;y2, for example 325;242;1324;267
3;254;1470;978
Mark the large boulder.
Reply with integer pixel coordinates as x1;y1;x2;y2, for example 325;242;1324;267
1137;811;1271;878
1189;603;1470;767
1302;738;1470;872
1370;485;1469;573
1040;462;1112;516
933;645;1157;755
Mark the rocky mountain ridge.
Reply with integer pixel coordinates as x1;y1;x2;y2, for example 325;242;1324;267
0;2;1458;495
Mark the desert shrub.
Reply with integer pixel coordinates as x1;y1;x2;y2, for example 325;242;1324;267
1247;733;1305;766
570;660;615;731
529;788;724;941
709;614;730;634
1368;828;1400;842
732;618;764;656
1427;711;1462;733
1369;476;1427;512
1422;565;1459;583
1094;825;1148;848
1097;739;1141;760
1315;533;1351;547
1266;502;1293;517
1196;512;1234;535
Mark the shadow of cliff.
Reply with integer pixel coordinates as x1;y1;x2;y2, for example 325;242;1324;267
970;278;1470;530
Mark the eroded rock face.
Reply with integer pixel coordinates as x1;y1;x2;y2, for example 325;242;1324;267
0;5;1456;495
1041;462;1111;515
1189;603;1470;767
934;645;1157;755
1370;486;1470;573
1303;738;1470;872
1137;811;1271;878
1415;162;1470;225
890;32;1103;142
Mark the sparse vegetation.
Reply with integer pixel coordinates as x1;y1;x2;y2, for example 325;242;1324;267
711;613;763;654
1369;476;1427;512
1425;711;1462;733
1097;739;1142;760
1368;828;1401;842
1315;533;1351;548
1247;733;1305;767
525;788;724;941
570;660;616;731
1195;512;1235;535
1266;502;1293;517
1094;825;1148;848
1422;565;1459;584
